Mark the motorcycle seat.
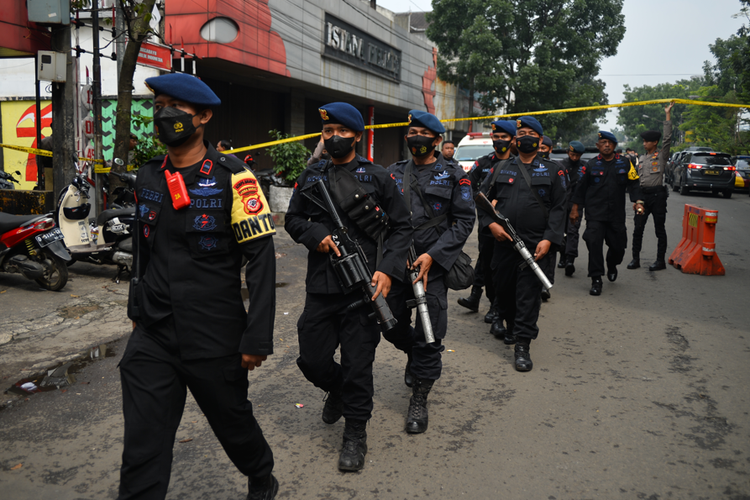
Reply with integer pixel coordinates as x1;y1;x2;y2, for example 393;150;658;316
0;212;45;234
118;237;133;253
97;207;135;226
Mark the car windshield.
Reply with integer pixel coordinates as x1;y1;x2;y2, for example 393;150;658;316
455;145;495;161
737;160;750;170
692;154;731;166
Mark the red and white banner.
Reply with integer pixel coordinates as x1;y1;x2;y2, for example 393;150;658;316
137;42;172;71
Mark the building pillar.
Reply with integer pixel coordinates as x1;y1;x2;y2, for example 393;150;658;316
286;89;305;137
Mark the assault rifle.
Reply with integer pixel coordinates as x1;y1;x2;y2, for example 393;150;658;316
406;245;435;344
474;192;553;292
302;179;397;331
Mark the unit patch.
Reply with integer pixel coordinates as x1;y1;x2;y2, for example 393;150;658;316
193;214;217;231
190;176;224;196
230;170;276;243
198;236;219;251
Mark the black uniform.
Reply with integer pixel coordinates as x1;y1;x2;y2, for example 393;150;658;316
537;157;568;286
478;156;566;341
467;153;501;301
384;153;475;380
560;156;584;261
571;153;641;278
120;144;276;500
285;156;412;421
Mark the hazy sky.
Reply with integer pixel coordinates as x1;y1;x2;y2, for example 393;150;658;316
374;0;747;128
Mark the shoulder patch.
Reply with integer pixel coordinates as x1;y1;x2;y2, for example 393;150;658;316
230;170;276;243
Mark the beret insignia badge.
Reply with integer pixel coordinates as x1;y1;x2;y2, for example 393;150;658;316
319;109;329;121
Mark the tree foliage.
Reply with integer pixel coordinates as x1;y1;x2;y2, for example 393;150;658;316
426;0;625;137
266;130;310;185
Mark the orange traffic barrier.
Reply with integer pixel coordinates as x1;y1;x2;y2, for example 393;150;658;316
668;204;725;276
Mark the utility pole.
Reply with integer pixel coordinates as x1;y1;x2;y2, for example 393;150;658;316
50;23;76;203
91;0;104;213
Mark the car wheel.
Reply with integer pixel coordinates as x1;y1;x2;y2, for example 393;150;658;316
679;180;690;196
723;189;733;199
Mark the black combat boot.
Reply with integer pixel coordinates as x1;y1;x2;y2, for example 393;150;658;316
649;259;666;271
405;378;434;434
247;474;279;500
338;418;368;472
627;258;640;270
484;302;500;324
607;266;618;282
557;255;567;268
321;387;344;425
565;257;575;276
514;340;533;372
590;277;603;296
457;285;482;312
541;289;551;301
404;353;414;388
490;318;506;339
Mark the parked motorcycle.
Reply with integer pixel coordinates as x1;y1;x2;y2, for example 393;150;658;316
0;211;70;290
0;170;21;190
56;161;135;283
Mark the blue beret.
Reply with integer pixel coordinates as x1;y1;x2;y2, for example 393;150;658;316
145;73;221;107
408;110;445;134
569;141;585;154
491;120;516;137
597;130;618;144
516;116;543;136
542;135;553;147
319;102;364;132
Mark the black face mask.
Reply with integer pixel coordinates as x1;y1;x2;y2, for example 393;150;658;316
153;107;197;147
516;135;540;154
493;139;512;155
540;151;550;160
407;135;436;158
323;135;356;159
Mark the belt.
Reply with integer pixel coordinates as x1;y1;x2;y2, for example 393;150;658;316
641;185;666;194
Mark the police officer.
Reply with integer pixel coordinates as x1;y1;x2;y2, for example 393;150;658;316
628;103;673;272
537;134;567;300
121;73;278;500
478;117;566;372
458;120;515;325
558;141;586;276
570;131;642;296
441;140;456;163
384;110;475;434
539;135;553;159
285;103;412;471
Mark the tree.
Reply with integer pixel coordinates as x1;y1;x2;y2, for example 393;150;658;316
426;0;625;133
111;0;159;175
617;78;705;153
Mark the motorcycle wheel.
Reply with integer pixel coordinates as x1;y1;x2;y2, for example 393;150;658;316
34;249;69;291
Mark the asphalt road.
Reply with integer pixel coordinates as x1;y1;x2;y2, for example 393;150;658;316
1;189;749;499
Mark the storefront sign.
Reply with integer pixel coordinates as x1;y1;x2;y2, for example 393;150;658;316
323;14;401;82
137;42;172;71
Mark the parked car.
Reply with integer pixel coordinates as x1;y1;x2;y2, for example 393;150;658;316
671;151;736;198
550;147;599;163
732;155;750;194
454;132;494;172
665;150;689;186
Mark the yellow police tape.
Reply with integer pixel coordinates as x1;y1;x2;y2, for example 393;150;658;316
2;98;747;160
